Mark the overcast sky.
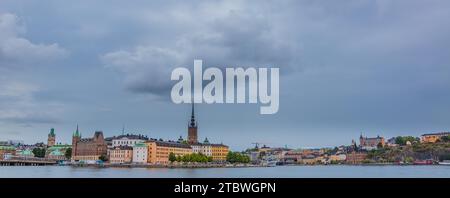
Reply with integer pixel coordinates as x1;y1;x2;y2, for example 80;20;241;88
1;0;450;150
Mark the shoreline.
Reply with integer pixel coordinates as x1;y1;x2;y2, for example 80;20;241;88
64;163;448;168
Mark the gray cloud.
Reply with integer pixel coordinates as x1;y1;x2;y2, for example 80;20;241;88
0;81;63;125
101;4;298;95
0;13;67;126
0;13;68;67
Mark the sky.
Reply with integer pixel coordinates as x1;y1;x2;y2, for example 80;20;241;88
0;0;450;150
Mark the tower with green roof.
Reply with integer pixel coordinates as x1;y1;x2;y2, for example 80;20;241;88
47;128;56;147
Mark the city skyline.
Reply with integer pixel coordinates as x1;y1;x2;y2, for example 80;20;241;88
1;1;450;150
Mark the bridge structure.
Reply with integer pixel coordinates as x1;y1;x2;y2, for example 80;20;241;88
0;156;58;166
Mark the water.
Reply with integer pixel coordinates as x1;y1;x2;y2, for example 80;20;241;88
1;165;450;178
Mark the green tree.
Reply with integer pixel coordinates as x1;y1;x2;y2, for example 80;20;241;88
226;151;250;164
169;152;177;163
99;154;108;162
32;148;46;158
395;136;419;146
441;135;450;142
65;148;72;160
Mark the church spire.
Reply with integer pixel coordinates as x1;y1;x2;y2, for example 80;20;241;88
190;103;197;127
74;124;80;137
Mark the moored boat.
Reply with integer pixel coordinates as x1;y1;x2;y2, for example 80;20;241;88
438;160;450;165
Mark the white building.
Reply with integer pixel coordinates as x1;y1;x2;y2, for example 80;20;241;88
190;138;212;156
132;143;148;163
112;134;148;147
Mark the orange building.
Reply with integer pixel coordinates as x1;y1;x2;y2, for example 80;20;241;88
421;132;450;143
211;144;229;161
146;140;192;164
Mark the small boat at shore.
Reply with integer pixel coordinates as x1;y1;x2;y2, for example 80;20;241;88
438;160;450;165
413;159;434;165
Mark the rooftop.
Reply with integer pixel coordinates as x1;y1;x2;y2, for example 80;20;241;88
422;132;450;136
147;140;192;149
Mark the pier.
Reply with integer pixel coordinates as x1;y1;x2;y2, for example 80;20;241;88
0;156;57;166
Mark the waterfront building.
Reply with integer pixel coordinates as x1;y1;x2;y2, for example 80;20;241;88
191;138;212;156
46;144;71;160
211;143;229;161
359;134;385;150
146;139;192;164
71;126;107;161
16;149;34;158
132;143;148;164
283;151;302;163
346;152;367;164
0;145;16;160
104;136;114;159
47;150;65;160
329;154;346;162
47;128;56;147
421;132;450;143
248;151;261;163
109;146;133;164
299;155;317;165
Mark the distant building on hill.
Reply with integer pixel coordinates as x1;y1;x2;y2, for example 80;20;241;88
359;134;385;150
421;132;450;143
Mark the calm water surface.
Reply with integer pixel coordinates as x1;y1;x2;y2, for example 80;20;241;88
1;165;450;178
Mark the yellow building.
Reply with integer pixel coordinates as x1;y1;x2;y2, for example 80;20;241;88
109;146;133;164
421;132;450;143
211;144;229;161
146;140;192;164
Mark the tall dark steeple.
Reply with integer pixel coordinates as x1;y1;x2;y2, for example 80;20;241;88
188;103;198;144
190;102;197;127
72;124;81;160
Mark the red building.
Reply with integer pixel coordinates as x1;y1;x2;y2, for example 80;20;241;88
71;125;107;161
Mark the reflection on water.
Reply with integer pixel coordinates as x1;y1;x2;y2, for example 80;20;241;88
0;165;449;178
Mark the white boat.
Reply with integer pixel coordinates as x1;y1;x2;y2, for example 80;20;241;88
439;160;450;165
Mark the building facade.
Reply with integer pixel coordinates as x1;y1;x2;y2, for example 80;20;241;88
72;126;108;161
0;145;16;160
46;144;71;160
359;134;385;150
191;138;212;156
109;146;133;164
111;134;149;147
421;132;450;143
211;144;229;161
132;143;148;164
146;139;192;164
346;152;367;164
